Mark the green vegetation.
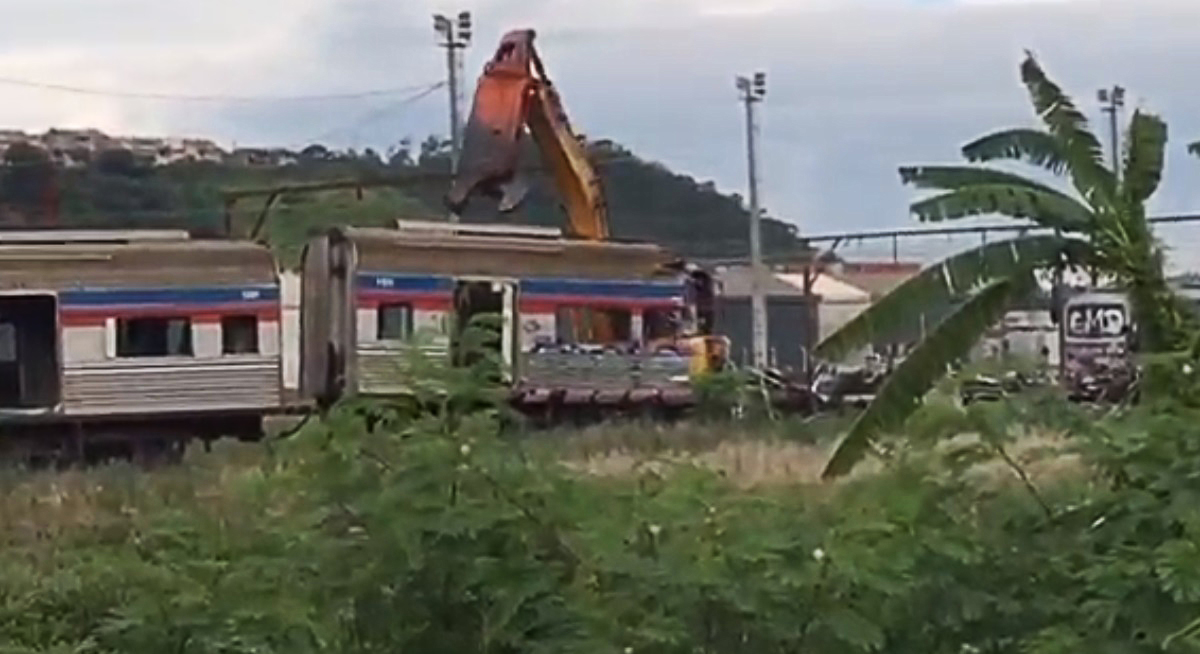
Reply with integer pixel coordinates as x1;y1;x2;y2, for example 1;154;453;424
0;136;804;262
13;49;1200;654
815;52;1194;478
7;341;1200;652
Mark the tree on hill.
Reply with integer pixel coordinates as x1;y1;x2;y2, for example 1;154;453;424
0;142;58;225
14;132;795;259
391;135;802;258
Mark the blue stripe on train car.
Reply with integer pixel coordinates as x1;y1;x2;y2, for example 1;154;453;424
60;285;280;307
519;279;682;299
357;273;682;299
358;273;454;292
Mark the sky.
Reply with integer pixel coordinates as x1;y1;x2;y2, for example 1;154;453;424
2;0;1200;268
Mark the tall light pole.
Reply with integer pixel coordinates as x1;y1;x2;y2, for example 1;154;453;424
434;11;472;172
737;71;768;370
1098;85;1125;178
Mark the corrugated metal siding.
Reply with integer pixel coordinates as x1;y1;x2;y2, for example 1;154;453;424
357;345;449;395
520;352;689;390
355;346;690;394
715;297;818;370
62;357;281;415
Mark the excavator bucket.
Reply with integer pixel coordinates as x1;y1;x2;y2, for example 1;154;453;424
445;29;541;215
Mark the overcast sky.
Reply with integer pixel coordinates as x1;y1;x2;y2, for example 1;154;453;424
2;0;1200;267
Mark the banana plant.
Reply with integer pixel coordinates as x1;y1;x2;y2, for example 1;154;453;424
817;52;1193;479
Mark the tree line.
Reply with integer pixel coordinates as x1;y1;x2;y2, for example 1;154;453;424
0;135;804;259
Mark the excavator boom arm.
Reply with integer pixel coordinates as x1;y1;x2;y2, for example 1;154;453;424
445;29;608;240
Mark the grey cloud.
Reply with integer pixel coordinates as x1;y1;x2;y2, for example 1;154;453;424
7;0;1200;267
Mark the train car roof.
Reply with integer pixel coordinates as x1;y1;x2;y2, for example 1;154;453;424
334;226;682;280
0;229;192;244
0;238;277;290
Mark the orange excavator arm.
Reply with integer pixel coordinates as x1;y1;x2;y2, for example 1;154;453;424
445;29;609;240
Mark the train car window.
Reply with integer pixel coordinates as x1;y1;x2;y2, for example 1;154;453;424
117;317;194;357
377;303;414;341
222;315;260;354
555;306;632;344
643;308;677;342
554;306;582;343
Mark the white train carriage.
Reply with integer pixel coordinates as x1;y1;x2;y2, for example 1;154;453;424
0;230;285;459
299;222;700;413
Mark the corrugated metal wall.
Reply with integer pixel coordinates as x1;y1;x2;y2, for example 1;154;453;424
62;358;281;415
715;296;818;372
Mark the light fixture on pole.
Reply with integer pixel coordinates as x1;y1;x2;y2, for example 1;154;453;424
434;11;472;175
737;71;769;370
1097;85;1125;178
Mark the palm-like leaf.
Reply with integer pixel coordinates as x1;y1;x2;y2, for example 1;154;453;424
1019;53;1116;205
1122;110;1167;203
900;166;1093;230
900;165;1072;194
908;185;1092;231
814;235;1076;361
821;273;1036;479
961;128;1069;175
1188;141;1200;157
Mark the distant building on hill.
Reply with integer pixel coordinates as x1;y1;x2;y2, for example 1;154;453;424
228;147;298;167
0;128;234;168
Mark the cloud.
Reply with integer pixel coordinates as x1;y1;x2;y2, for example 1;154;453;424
1;0;1200;268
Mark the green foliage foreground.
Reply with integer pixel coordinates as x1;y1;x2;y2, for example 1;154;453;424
5;371;1200;653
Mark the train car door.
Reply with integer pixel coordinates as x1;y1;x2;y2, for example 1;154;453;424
451;278;517;382
0;293;61;410
501;282;519;383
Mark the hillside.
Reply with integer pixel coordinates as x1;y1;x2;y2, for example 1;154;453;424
0;137;806;261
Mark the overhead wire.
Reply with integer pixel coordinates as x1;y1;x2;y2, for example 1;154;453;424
0;75;443;103
294;82;447;149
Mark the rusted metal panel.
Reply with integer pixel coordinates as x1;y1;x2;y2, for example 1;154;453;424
62;358;281;416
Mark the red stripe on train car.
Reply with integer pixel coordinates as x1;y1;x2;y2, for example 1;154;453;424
60;305;281;327
519;296;682;313
355;293;681;313
357;292;451;311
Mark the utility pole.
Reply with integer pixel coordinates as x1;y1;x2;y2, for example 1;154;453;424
1098;85;1125;178
433;12;472;171
1092;85;1126;289
737;72;768;370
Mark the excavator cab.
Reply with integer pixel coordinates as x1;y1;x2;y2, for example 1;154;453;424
671;262;729;375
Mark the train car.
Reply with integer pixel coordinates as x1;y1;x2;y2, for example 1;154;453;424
299;221;705;418
0;229;285;461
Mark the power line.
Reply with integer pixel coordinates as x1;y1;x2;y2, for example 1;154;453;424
796;215;1200;245
295;82;447;149
0;75;443;103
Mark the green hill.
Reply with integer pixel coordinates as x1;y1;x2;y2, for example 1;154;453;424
0;137;806;263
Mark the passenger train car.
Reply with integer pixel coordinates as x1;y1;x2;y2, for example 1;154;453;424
300;221;708;418
0;230;293;461
0;222;712;461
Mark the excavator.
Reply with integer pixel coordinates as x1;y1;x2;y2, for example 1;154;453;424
445;28;726;375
